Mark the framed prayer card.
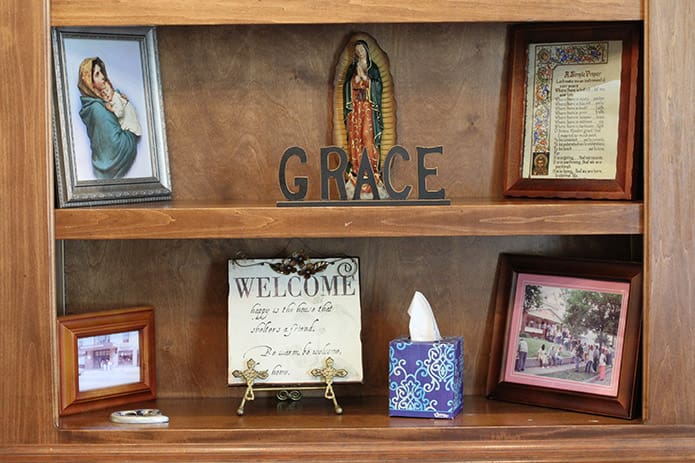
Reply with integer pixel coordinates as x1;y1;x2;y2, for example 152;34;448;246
503;23;641;199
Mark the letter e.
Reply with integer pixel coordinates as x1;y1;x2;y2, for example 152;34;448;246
417;146;446;200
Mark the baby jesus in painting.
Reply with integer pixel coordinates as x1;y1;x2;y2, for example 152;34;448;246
100;81;142;137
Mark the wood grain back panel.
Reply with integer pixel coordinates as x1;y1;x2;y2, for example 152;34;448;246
156;24;508;202
63;236;636;399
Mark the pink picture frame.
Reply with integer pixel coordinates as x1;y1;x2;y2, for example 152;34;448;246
487;254;642;419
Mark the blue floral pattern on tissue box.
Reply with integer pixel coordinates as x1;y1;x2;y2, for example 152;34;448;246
388;337;463;419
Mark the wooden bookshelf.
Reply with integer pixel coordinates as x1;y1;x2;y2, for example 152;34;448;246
4;0;695;461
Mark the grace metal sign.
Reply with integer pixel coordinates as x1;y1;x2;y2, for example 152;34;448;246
277;145;450;206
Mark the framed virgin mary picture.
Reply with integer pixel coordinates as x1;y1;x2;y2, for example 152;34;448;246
503;23;641;199
52;27;171;207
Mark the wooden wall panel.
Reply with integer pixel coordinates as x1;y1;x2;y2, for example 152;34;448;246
645;0;695;425
0;0;55;445
63;236;635;399
157;24;508;202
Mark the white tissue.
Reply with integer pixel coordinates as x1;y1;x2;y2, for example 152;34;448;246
407;291;442;342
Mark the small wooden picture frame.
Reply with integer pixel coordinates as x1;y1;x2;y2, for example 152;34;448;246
58;306;156;416
503;22;641;199
487;254;642;419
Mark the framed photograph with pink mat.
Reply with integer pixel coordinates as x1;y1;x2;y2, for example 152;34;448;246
487;254;641;419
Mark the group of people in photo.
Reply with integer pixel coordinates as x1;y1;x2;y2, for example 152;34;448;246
516;328;615;383
570;341;613;381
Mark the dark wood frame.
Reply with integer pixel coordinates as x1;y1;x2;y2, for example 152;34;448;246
503;22;641;199
57;306;156;416
486;254;641;419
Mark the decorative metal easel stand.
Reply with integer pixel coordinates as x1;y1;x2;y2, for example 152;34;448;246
231;357;347;415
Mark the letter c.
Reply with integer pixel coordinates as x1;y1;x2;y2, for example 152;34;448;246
383;145;412;200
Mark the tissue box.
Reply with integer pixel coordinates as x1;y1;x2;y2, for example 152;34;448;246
388;337;463;419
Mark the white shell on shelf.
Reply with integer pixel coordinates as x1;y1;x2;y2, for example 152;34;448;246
109;409;169;424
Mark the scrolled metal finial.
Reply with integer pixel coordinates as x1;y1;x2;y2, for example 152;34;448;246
276;389;303;402
269;251;329;279
298;260;329;278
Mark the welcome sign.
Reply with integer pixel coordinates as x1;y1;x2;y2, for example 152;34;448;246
227;257;363;385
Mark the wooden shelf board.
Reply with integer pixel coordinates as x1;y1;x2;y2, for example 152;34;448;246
12;395;695;461
61;397;695;462
58;395;638;439
54;199;643;240
55;397;695;462
50;0;642;26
